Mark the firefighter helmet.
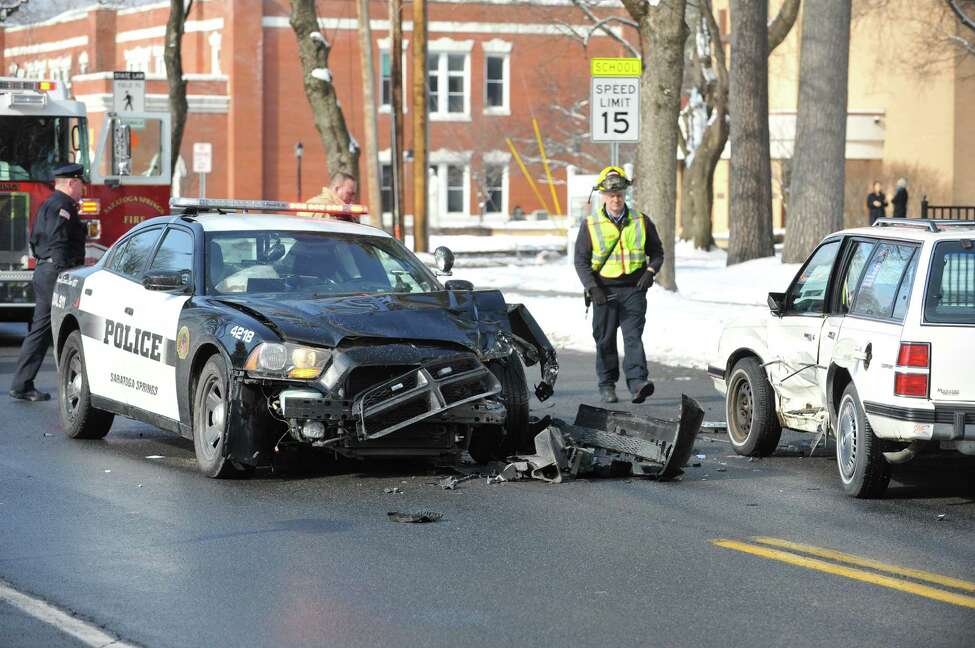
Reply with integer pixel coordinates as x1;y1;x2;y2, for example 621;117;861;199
594;166;631;193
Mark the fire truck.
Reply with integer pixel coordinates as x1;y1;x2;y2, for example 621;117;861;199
0;77;172;322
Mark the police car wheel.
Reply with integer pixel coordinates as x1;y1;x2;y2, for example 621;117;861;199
490;354;532;454
467;425;504;464
193;355;245;479
59;330;114;439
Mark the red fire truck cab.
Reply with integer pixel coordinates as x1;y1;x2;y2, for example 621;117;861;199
0;77;171;322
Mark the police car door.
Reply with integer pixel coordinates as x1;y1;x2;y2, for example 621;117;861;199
125;225;194;421
80;226;163;408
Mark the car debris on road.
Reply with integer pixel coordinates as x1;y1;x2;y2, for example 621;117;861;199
486;396;703;484
387;511;443;523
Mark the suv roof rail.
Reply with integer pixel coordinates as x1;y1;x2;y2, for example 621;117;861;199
872;217;975;232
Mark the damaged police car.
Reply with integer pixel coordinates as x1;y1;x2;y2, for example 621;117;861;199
50;198;558;477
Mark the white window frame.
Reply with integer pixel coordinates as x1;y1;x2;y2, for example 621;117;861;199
482;39;512;116
377;38;409;115
430;150;472;218
481;166;509;217
428;38;473;122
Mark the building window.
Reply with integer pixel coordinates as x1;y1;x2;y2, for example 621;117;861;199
446;165;465;213
485;56;506;111
380;163;393;214
427;51;470;119
380;51;392;108
484;164;506;214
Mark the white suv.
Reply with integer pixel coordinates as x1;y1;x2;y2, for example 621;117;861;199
710;219;975;498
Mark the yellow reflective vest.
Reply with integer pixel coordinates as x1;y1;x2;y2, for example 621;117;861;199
587;207;647;278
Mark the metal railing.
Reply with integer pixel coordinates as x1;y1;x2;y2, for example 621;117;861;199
921;195;975;220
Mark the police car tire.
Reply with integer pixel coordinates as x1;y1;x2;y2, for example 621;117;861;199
726;357;782;457
59;331;114;440
491;354;532;454
192;355;243;479
467;425;504;464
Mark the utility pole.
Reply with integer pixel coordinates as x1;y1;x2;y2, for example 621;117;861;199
357;0;383;228
390;0;406;241
412;0;429;252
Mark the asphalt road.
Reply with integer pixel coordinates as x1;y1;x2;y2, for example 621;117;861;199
1;322;974;648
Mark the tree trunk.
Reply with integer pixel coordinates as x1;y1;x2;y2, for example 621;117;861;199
782;1;851;264
622;0;687;292
356;0;382;225
681;2;728;252
289;0;360;181
727;0;775;264
164;0;191;177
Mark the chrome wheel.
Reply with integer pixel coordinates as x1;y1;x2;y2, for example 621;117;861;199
837;395;858;482
199;374;226;462
63;354;83;418
729;373;754;444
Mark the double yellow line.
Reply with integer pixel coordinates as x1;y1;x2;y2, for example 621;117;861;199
712;536;975;610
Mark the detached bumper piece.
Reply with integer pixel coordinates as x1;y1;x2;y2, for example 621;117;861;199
492;395;704;484
353;356;502;441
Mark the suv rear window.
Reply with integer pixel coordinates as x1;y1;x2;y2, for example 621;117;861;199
924;241;975;324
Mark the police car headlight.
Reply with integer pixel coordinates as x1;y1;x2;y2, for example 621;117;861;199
245;343;331;380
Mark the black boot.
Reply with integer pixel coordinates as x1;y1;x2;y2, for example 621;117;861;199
9;388;51;402
599;385;618;403
631;381;655;404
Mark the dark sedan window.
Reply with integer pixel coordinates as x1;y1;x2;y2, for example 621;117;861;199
110;228;161;280
204;230;438;296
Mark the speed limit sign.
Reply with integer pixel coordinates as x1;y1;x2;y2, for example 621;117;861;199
590;58;640;143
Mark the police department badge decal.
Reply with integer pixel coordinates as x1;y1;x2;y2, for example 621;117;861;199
176;326;190;360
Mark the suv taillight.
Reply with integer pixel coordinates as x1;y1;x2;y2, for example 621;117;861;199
894;342;930;398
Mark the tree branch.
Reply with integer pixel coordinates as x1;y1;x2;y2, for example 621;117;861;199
0;0;28;23
620;0;648;21
183;0;194;27
768;0;801;53
946;0;975;33
569;0;642;57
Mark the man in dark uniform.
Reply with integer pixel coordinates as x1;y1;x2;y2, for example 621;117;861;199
9;163;87;401
574;166;664;404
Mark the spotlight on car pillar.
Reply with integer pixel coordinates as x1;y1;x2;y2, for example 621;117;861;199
302;421;325;440
434;246;455;275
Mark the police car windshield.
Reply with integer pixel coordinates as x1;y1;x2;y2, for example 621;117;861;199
0;116;89;182
204;230;438;297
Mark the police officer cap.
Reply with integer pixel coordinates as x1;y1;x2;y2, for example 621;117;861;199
54;163;85;179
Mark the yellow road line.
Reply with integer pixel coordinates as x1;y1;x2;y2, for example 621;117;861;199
751;536;975;593
711;539;975;610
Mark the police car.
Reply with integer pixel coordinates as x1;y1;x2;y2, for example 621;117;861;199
710;218;975;497
50;198;558;477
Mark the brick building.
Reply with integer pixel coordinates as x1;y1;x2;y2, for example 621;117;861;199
1;0;628;229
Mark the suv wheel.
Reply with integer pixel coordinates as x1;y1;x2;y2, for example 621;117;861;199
726;357;782;456
835;383;890;498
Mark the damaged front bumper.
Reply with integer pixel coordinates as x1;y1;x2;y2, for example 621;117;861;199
279;355;504;442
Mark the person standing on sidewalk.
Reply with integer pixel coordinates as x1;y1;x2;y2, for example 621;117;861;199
891;177;909;218
9;164;87;401
574;166;664;404
866;180;888;225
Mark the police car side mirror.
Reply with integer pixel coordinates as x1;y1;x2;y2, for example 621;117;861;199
768;291;786;317
144;270;192;293
434;246;455;275
444;279;474;291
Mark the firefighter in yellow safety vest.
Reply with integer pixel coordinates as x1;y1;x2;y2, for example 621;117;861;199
573;166;664;404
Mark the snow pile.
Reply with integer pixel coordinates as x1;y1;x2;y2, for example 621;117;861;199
310;68;332;83
454;240;800;369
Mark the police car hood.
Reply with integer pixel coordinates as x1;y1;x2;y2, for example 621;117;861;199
215;290;512;352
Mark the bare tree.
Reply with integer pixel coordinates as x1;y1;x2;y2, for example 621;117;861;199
164;0;191;177
782;1;852;263
727;0;774;264
289;0;360;181
621;0;688;292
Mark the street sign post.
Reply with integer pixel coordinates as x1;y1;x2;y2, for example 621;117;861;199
590;58;640;166
193;142;212;198
112;71;145;113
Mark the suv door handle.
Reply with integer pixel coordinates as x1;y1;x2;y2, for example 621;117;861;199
827;331;836;339
124;306;134;315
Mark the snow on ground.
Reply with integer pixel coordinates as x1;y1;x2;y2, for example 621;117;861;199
407;234;566;254
452;240;800;370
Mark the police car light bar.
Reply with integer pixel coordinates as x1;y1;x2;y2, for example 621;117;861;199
0;78;57;92
170;197;368;217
